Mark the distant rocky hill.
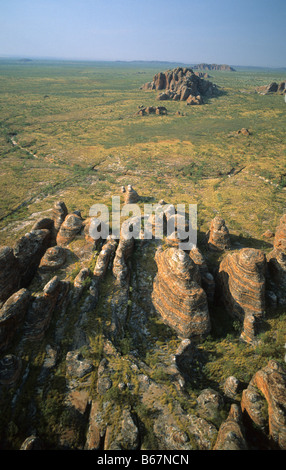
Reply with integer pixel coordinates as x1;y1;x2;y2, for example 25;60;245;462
256;81;286;95
193;63;236;72
141;66;220;105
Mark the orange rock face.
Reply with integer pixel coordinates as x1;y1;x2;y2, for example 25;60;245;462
213;404;248;450
152;247;210;339
218;248;266;343
241;361;286;450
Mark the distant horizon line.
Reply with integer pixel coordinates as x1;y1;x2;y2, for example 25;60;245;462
0;54;285;69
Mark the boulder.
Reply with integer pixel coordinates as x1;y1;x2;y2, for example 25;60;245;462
218;248;266;343
189;246;215;303
152;247;210;339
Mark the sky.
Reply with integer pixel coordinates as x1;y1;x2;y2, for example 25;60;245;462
0;0;285;67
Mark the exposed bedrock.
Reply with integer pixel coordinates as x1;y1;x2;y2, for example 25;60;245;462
241;360;286;450
152;246;210;339
218;248;266;343
93;237;118;280
189;246;215;304
206;215;231;251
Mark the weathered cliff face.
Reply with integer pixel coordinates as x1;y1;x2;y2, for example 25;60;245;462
218;248;266;343
241;361;286;450
152;247;210;339
141;67;219;104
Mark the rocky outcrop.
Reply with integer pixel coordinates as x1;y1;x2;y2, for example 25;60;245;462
136;105;167;116
141;67;219;104
241;360;286;450
52;201;68;233
14;229;52;287
56;212;83;246
93;237;118;280
152;247;210;339
206;215;231;251
218;248;266;343
223;376;241;399
0;246;20;307
23;276;69;341
213;404;247;450
39;246;67;272
194;63;236;72
112;238;134;285
0;288;31;352
256;81;286;95
122;185;139;204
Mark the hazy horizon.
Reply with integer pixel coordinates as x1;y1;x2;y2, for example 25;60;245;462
0;0;285;68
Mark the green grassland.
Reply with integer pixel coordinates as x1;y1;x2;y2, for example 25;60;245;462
0;59;285;246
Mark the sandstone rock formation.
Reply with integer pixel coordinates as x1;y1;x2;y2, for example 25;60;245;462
123;185;139;204
218;248;266;343
152;247;210;339
206;215;231;251
241;360;286;450
0;288;31;352
39;246;67;272
141;67;219;104
213;404;247;450
112;237;134;285
52;201;68;233
56;212;83;246
267;214;286;304
23;276;69;341
0;246;20;307
93;237;118;280
14;229;52;287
